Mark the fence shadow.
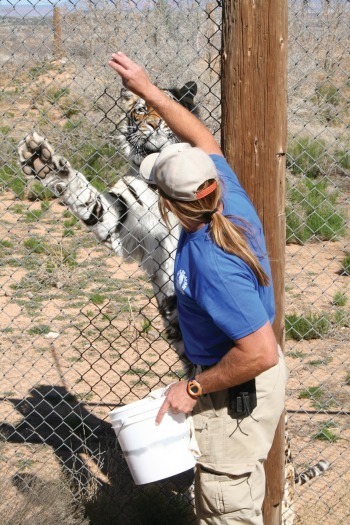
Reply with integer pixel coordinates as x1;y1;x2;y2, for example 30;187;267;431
0;385;195;525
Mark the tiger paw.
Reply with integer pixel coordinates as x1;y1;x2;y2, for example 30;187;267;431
18;131;71;182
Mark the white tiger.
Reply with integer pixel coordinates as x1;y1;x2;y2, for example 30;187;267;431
18;83;198;374
17;84;329;524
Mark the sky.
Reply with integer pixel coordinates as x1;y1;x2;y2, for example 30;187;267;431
0;0;83;17
0;1;75;5
0;0;82;10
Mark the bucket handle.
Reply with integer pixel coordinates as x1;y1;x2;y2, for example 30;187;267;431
113;387;172;437
113;419;126;439
113;406;164;438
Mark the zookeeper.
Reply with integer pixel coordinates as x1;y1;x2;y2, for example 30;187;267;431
109;51;288;525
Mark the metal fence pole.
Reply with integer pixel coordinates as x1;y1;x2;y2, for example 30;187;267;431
221;0;288;523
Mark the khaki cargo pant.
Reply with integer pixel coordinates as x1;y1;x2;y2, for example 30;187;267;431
192;350;288;524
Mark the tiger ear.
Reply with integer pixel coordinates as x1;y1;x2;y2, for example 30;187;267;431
171;82;199;115
182;82;197;100
119;88;138;111
181;81;198;98
120;87;135;101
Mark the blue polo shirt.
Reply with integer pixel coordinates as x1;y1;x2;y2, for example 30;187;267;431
174;154;275;365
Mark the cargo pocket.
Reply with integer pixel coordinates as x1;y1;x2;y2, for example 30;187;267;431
195;465;254;517
192;410;209;460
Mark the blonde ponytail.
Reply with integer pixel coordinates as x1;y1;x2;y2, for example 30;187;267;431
158;181;270;286
209;212;270;286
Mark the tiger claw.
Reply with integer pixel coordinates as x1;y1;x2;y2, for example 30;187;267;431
18;131;70;180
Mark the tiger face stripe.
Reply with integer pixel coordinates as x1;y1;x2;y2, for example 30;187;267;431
118;83;199;170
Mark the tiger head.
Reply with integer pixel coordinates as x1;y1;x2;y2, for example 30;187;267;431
117;82;199;171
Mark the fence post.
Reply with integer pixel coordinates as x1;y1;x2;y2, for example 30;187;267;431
53;6;63;60
221;1;287;523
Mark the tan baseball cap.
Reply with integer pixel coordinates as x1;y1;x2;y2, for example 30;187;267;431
139;143;219;201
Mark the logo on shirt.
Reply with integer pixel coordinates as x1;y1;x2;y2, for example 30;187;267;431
176;269;188;294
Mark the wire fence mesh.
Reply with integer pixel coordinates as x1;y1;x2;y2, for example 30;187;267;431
0;1;349;524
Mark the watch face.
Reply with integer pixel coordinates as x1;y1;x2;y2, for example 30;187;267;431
188;379;202;397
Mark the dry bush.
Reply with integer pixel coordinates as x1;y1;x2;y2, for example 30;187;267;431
0;474;89;525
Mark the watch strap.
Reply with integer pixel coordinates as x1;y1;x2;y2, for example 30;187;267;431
187;378;203;398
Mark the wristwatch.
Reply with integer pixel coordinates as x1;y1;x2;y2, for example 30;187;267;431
187;378;203;398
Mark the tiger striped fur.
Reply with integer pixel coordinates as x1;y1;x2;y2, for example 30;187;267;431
18;83;329;523
282;414;330;525
117;82;199;174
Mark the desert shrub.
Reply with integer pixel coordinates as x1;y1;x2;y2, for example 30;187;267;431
340;252;350;276
312;421;339;442
0;240;13;249
60;98;82;118
287;136;331;178
89;293;106;305
286;313;331;340
0;164;26;198
305;202;346;240
334;146;350;173
26;180;55;201
50;115;127;191
299;386;335;410
28;60;54;79
286;178;346;243
332;291;347;307
0;475;89;525
24;236;47;254
45;87;71;104
314;82;340;106
299;385;325;401
286;205;310;244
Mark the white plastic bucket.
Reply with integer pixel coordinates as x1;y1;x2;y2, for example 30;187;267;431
109;389;196;484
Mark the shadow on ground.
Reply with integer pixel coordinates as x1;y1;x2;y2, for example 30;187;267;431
0;385;195;525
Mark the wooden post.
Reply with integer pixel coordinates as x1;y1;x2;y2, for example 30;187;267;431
53;6;63;60
221;1;287;524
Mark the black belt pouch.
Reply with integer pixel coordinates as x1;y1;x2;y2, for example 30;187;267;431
229;378;257;418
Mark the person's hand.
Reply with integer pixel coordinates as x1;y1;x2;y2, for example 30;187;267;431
156;381;197;425
108;52;154;99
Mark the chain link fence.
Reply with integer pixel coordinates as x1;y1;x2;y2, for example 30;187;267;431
0;1;349;524
285;2;349;523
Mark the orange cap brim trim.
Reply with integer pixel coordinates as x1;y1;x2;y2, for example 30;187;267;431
195;181;218;200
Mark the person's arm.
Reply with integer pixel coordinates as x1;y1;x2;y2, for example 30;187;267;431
155;321;279;424
108;52;223;157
